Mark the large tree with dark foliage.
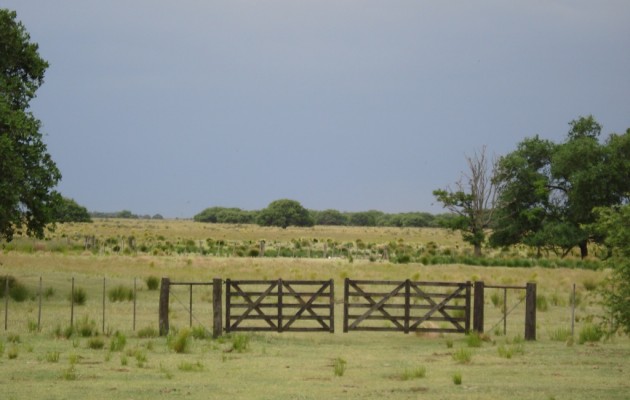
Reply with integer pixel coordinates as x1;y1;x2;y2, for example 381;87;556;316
1;9;61;241
491;116;630;258
257;199;314;229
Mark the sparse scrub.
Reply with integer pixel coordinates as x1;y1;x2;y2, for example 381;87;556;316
109;331;127;352
497;343;524;359
537;294;549;312
230;334;250;353
191;326;209;340
178;361;204;372
87;337;105;350
168;329;191;354
137;326;158;338
549;327;572;342
70;287;87;305
45;351;60;363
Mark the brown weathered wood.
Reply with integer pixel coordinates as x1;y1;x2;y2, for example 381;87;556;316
212;278;222;338
348;281;406;330
229;281;278;330
525;282;536;341
159;277;170;336
473;281;484;333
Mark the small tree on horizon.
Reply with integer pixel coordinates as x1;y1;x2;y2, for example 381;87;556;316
433;146;500;257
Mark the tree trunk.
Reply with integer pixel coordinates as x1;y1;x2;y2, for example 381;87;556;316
579;240;588;259
474;244;482;257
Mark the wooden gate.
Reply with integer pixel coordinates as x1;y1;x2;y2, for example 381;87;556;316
343;279;471;334
225;279;334;333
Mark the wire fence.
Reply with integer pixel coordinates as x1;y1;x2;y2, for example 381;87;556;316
2;274;160;334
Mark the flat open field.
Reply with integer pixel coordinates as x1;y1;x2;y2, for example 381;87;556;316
0;220;627;399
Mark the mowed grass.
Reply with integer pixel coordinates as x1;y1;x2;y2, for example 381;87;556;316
0;221;627;399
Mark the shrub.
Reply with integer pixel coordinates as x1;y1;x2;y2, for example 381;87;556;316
333;357;346;377
7;346;18;359
583;278;598;291
145;276;160;290
497;343;524;359
9;283;29;302
453;372;463;385
108;285;134;302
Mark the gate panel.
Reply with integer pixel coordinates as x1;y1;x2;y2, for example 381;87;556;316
226;279;334;333
344;279;471;334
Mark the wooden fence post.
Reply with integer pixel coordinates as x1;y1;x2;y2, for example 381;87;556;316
159;277;170;336
404;279;410;334
4;275;8;330
343;278;349;333
329;279;335;334
473;281;485;333
525;282;537;341
465;281;472;333
212;278;223;338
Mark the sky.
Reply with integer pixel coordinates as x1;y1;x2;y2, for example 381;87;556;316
5;1;630;218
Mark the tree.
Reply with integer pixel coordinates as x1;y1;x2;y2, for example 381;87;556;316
312;209;348;226
52;197;92;223
593;205;630;334
491;116;630;258
1;9;61;241
433;146;499;256
257;199;314;228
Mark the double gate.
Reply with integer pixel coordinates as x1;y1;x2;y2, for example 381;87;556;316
161;278;532;337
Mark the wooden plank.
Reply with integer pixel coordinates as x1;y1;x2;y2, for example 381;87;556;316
229;281;278;330
408;283;466;331
281;281;331;331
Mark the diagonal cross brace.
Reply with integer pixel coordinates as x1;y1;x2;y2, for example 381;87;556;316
409;284;466;331
230;282;278;330
349;281;405;330
281;282;331;331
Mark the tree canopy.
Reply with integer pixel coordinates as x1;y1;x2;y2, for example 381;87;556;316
1;9;61;241
490;116;630;258
257;199;314;228
52;198;92;223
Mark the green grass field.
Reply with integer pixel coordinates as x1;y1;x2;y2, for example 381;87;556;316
0;220;627;399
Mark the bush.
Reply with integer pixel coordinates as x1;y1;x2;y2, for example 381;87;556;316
549;327;572;342
0;276;29;302
108;285;134;302
400;366;426;380
536;295;549;312
145;276;160;290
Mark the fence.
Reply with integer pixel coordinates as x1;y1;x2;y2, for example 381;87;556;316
2;275;158;334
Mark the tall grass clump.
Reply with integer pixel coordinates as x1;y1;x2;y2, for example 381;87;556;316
453;372;463;385
137;326;158;338
466;332;483;348
108;285;134;302
333;357;347;377
399;366;426;380
109;331;127;352
168;328;191;354
549;327;572;342
578;324;603;344
537;294;549;312
70;287;87;305
0;276;29;302
145;276;160;290
230;334;250;353
452;348;472;364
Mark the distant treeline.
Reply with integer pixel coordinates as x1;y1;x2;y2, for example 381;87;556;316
193;207;455;228
90;210;164;220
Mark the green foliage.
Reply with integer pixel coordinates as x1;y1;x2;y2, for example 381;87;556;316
257;199;314;228
452;372;463;385
45;351;60;363
466;332;483;348
108;285;134;302
399;366;426;380
230;334;250;353
537;295;549;312
492;117;630;258
0;276;29;301
137;326;158;338
594;204;630;334
87;337;105;350
193;207;258;224
52;197;92;223
178;361;204;372
549;327;572;342
0;9;62;242
497;343;524;359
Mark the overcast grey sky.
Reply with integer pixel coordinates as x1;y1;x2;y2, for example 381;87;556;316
5;1;630;218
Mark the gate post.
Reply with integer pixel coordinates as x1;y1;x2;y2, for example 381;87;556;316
159;277;170;336
525;282;537;341
343;278;349;333
212;278;223;338
473;281;485;333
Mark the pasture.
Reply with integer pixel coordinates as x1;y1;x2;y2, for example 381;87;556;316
0;220;628;399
